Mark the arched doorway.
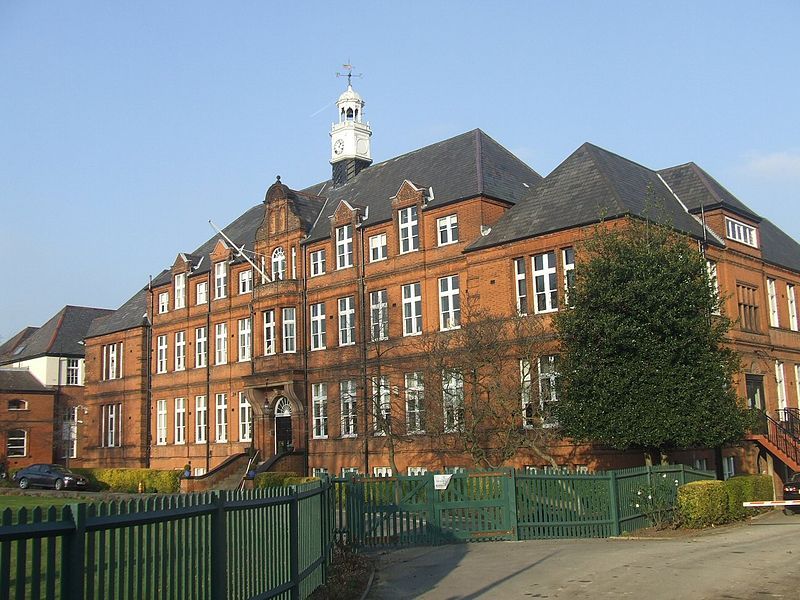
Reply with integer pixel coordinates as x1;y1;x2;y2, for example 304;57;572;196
274;396;293;453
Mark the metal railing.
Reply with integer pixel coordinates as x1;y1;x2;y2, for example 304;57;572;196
753;409;800;467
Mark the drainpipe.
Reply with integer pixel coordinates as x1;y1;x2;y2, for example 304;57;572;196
357;213;369;476
301;240;310;476
145;276;154;468
205;269;212;474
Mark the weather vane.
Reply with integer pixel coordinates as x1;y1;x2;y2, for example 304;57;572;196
336;61;362;87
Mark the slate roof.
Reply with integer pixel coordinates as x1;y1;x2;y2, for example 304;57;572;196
0;306;112;365
86;288;150;339
0;369;51;393
759;219;800;273
302;129;542;243
0;327;39;362
658;162;761;222
468;143;714;252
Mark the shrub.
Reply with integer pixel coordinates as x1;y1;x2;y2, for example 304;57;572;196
725;475;773;519
253;472;302;488
71;468;181;493
677;480;729;527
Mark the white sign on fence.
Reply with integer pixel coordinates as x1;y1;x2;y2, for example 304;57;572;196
433;474;453;490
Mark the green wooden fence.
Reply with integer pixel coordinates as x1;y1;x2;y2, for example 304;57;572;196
335;464;714;547
0;481;333;600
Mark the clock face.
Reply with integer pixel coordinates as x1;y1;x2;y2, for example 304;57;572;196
334;139;345;155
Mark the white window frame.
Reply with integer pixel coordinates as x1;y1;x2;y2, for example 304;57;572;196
312;383;328;439
156;399;167;445
175;331;186;371
214;262;228;299
533;251;558;314
725;217;758;248
272;247;286;280
442;370;463;433
195;395;207;444
514;258;528;315
336;225;354;269
195;327;207;368
340;380;357;438
788;284;798;331
722;456;735;480
369;233;387;262
768;278;779;328
239;270;253;294
706;260;720;315
310;302;326;350
407;466;428;476
66;358;80;385
405;372;425;434
402;283;422;336
156;335;168;374
158;292;169;314
215;323;228;365
215;393;228;442
108;343;118;380
399;206;419;253
239;392;252;442
175;397;186;444
370;290;389;341
174;273;186;309
776;360;787;414
263;310;276;355
439;275;461;331
373;467;392;477
539;355;559;424
521;359;533;429
563;247;575;306
282;307;296;353
7;429;27;457
312;467;329;478
102;403;122;448
310;249;326;277
338;296;356;346
437;214;458;246
196;281;208;305
238;318;252;362
372;376;391;436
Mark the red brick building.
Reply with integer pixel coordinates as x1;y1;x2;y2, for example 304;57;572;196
77;83;800;483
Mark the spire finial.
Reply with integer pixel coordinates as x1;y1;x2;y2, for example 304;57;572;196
276;175;281;182
336;61;362;88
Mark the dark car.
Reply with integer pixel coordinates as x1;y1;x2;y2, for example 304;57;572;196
783;473;800;514
12;464;88;491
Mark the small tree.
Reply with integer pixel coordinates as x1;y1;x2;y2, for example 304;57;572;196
553;218;749;463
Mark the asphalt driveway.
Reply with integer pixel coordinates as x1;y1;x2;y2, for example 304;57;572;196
367;510;799;599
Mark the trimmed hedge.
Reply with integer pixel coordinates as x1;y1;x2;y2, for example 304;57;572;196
253;472;316;488
678;475;773;528
71;468;181;493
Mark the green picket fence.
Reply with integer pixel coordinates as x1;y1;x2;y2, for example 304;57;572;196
0;481;333;600
335;465;715;547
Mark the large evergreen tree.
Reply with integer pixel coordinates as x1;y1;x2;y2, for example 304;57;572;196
553;219;749;462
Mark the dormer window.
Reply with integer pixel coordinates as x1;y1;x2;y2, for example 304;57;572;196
336;226;354;269
8;399;28;411
174;273;186;309
399;206;419;254
725;217;758;248
272;247;286;280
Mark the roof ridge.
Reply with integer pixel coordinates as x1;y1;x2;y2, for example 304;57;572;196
44;308;67;354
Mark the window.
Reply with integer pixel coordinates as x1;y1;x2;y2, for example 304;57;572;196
706;260;720;315
156;335;168;373
520;359;534;428
340;380;357;437
768;278;779;327
7;429;26;457
66;358;80;385
341;467;360;477
102;342;123;380
399;206;419;253
312;467;329;478
373;467;392;477
693;458;708;471
195;395;207;443
312;383;328;439
8;399;27;411
195;327;207;368
788;284;798;331
514;258;528;315
291;247;297;279
439;275;461;330
442;370;464;432
533;251;558;313
215;323;228;365
239;270;253;294
563;248;575;306
175;397;186;444
539;355;560;424
239;392;252;442
196;281;208;305
214;262;227;299
373;376;391;435
175;331;186;371
156;399;167;445
444;466;466;475
407;467;427;476
336;225;353;269
310;249;326;277
263;310;276;355
736;283;759;332
158;292;169;314
370;290;389;341
174;274;186;309
101;403;122;448
338;296;356;346
405;372;425;434
282;308;296;353
272;247;286;280
215;393;228;442
725;217;758;248
310;303;326;350
402;283;422;336
776;361;787;414
64;407;78;458
238;318;252;361
437;214;459;246
369;233;387;262
722;456;735;480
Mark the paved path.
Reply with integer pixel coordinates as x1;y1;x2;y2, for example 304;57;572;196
367;511;800;599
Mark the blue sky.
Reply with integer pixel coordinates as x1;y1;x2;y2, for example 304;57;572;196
1;2;798;341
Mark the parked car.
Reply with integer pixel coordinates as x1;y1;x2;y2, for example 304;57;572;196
12;464;88;491
783;473;800;514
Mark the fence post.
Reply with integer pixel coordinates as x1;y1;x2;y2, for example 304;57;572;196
608;472;621;536
507;469;519;541
647;465;653;489
428;472;440;544
210;491;228;600
62;503;86;600
289;487;300;600
679;463;686;486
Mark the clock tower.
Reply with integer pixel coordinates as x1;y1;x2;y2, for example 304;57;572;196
330;79;372;187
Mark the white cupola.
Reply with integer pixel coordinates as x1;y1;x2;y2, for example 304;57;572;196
330;77;372;186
